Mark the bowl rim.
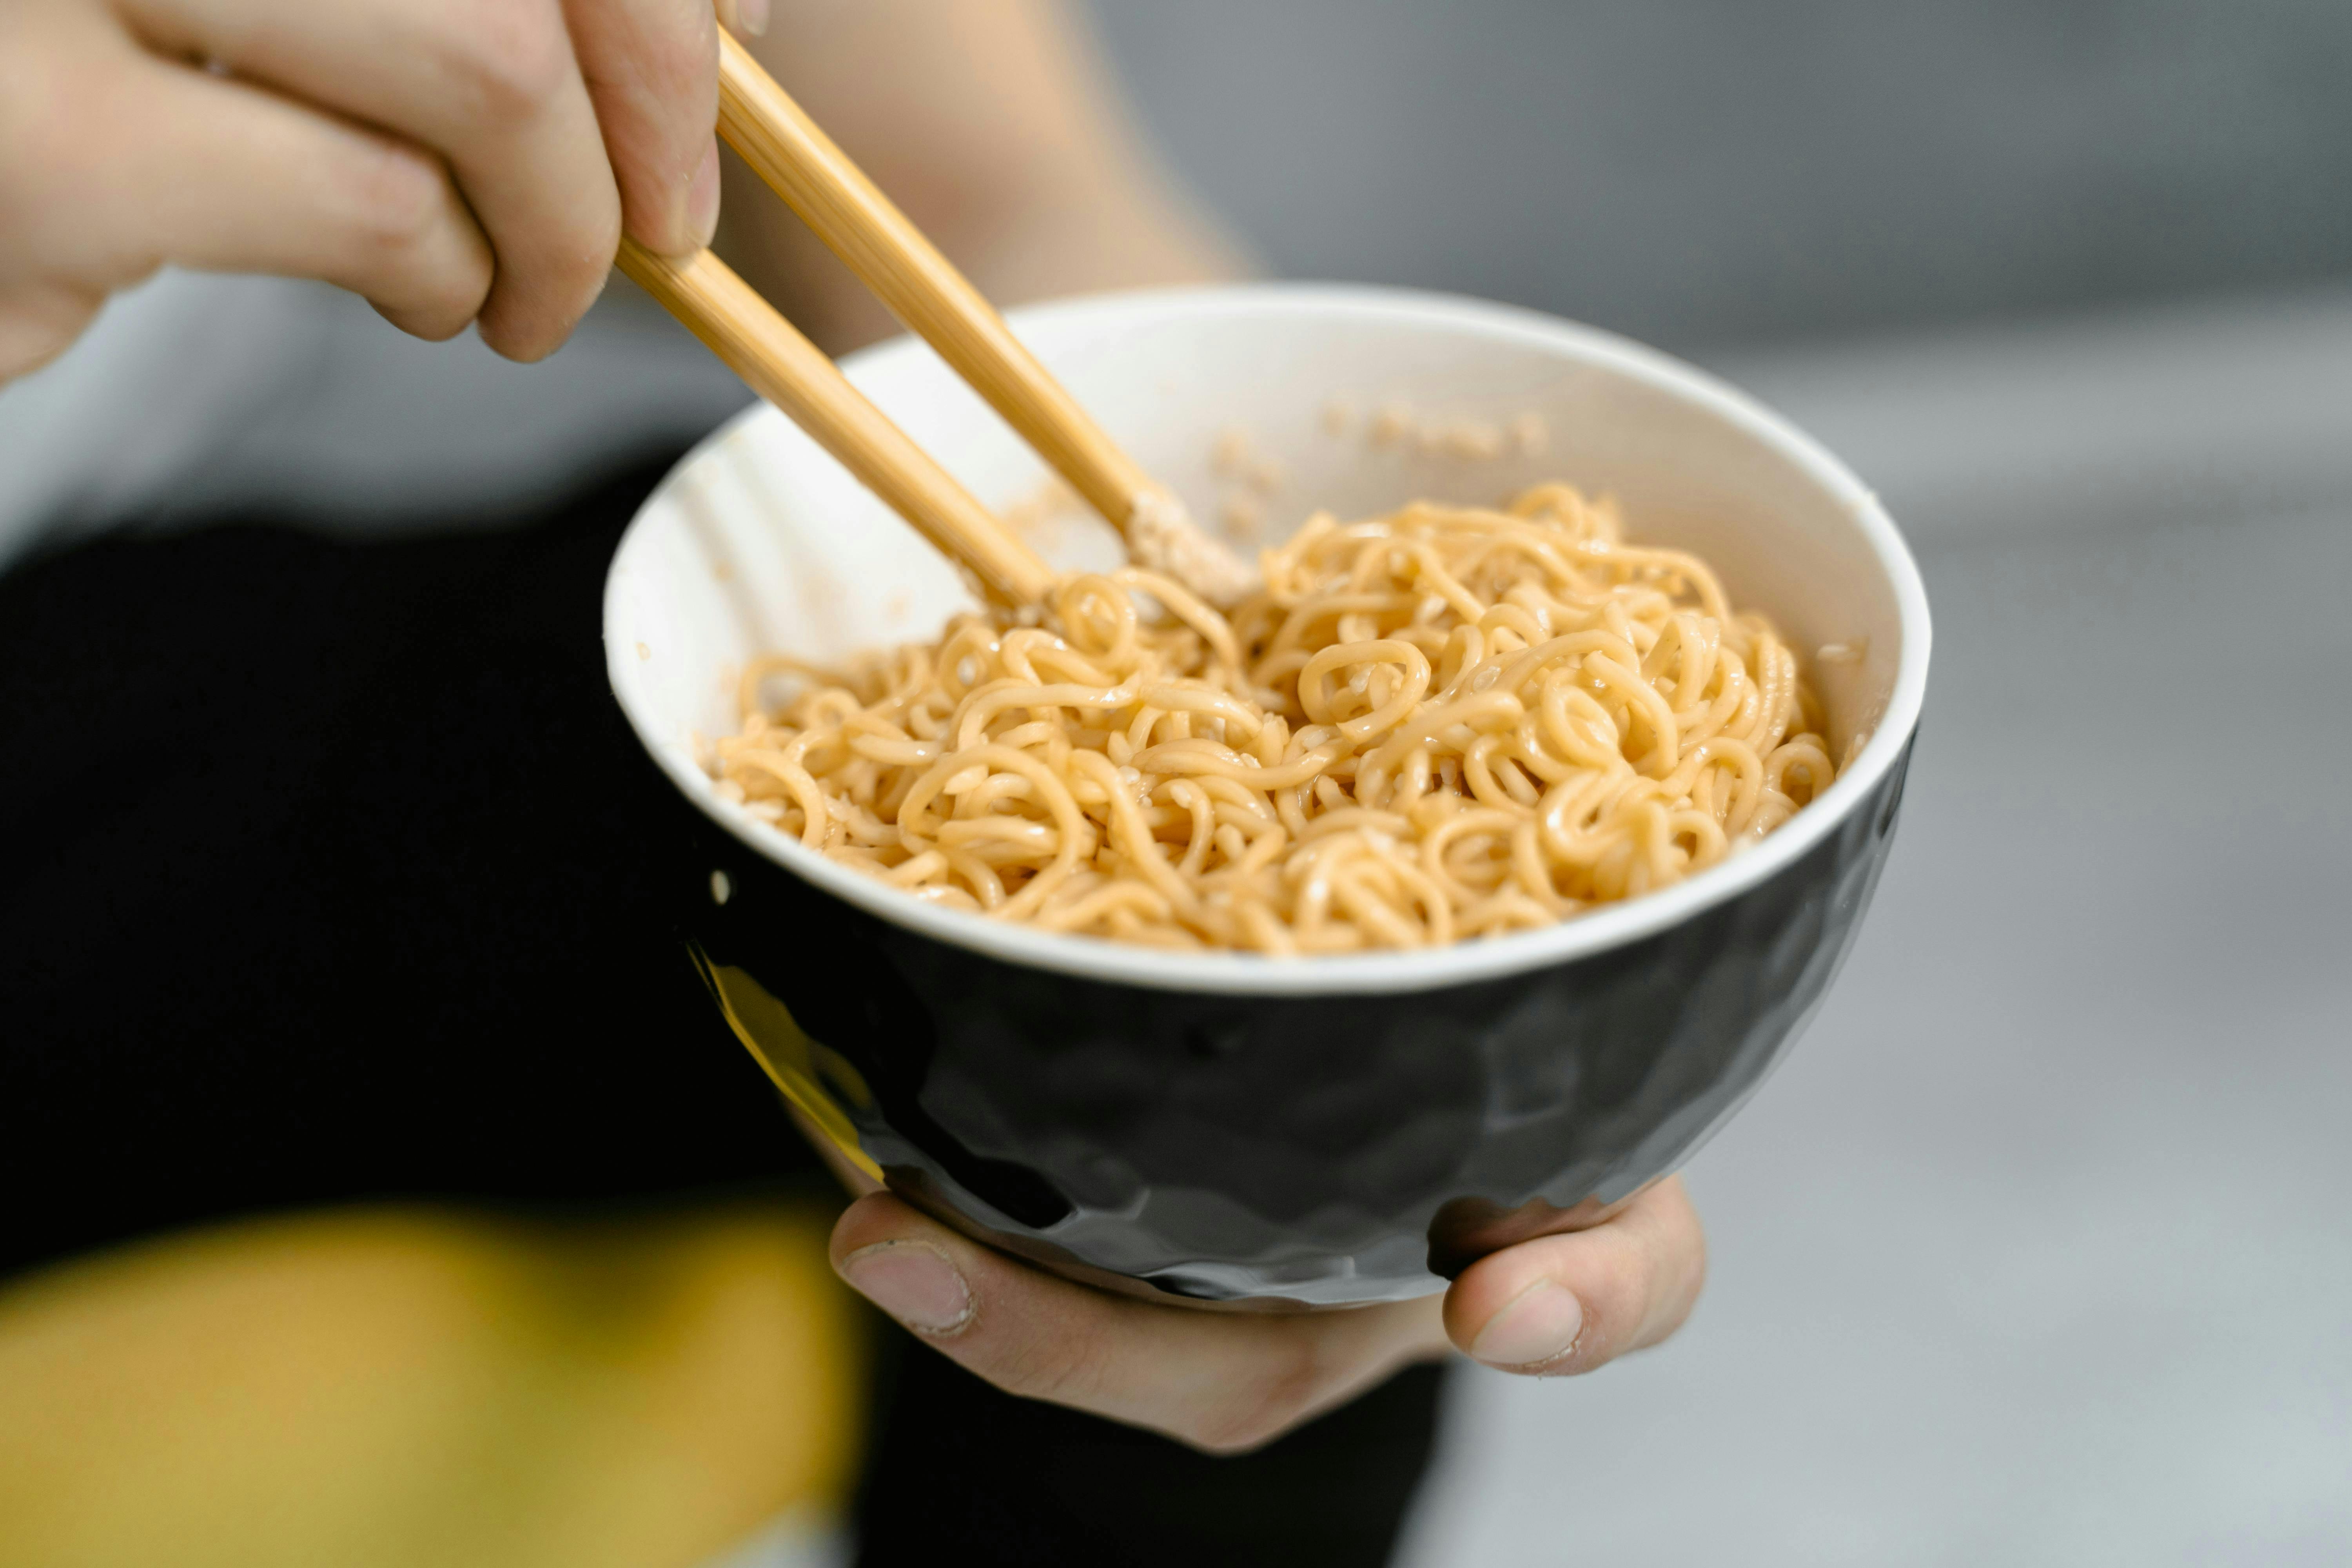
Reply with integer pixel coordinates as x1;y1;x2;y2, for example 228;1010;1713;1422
606;281;1932;997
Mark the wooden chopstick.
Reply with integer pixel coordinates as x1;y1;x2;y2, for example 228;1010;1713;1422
713;32;1164;550
617;237;1058;607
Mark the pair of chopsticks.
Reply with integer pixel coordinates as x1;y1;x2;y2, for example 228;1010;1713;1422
619;34;1201;608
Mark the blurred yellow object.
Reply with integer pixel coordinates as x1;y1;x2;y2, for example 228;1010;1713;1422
0;1202;864;1568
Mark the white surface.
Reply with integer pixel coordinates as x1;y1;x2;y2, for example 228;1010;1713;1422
1718;284;2352;545
604;283;1927;998
697;1508;851;1568
1394;456;2352;1563
0;269;747;567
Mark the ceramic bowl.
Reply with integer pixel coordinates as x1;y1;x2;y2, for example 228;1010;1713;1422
604;284;1930;1307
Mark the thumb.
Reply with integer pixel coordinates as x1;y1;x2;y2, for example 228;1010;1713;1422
1442;1176;1707;1376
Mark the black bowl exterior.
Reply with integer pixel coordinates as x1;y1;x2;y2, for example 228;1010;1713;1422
679;732;1913;1308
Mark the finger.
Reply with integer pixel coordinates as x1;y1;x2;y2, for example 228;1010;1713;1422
1442;1176;1708;1376
712;0;770;41
561;0;721;254
0;284;107;383
831;1193;1449;1454
33;49;492;342
118;0;618;359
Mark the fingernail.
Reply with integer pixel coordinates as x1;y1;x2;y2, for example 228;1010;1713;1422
839;1240;975;1336
1469;1279;1584;1372
736;0;771;37
687;140;721;250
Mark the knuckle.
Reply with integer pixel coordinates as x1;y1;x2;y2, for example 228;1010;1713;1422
343;138;454;254
337;138;486;324
582;191;623;259
1633;1184;1707;1331
656;30;718;118
1682;1220;1710;1298
0;286;108;381
433;0;577;128
0;64;87;231
1658;1246;1707;1338
589;6;715;189
635;0;716;98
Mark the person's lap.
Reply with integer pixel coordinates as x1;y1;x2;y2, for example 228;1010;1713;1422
0;455;1444;1567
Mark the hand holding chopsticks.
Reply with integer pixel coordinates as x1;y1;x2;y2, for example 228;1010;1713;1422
619;33;1254;608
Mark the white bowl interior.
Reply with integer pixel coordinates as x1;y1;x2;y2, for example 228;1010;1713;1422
607;285;1927;994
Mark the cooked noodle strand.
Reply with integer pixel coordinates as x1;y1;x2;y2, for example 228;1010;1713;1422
713;485;1838;953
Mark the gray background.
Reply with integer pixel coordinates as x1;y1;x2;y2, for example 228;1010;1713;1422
1078;4;2352;1563
1091;0;2352;350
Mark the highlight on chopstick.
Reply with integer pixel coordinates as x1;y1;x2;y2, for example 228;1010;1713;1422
697;29;1253;606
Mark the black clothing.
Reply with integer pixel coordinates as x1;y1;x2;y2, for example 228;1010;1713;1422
0;456;1443;1567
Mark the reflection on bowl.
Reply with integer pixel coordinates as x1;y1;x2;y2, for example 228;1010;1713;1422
605;285;1931;1307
